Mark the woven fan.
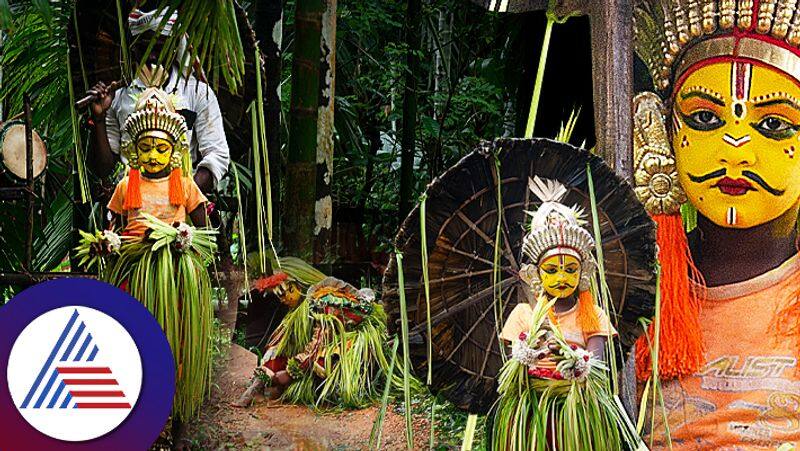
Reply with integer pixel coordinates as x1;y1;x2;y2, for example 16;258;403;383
382;138;656;413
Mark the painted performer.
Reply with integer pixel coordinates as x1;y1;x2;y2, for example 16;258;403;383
634;1;800;448
239;276;397;409
492;176;638;451
244;256;327;347
75;79;216;449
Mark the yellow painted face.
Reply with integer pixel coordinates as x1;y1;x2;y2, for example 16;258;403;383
673;61;800;228
136;135;173;174
283;282;303;307
537;254;581;299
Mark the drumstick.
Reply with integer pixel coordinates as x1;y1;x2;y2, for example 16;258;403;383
74;80;127;109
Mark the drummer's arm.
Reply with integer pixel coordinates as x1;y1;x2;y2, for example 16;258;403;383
87;82;118;178
189;205;207;228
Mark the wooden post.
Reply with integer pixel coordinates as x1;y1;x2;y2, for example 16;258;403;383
587;0;633;180
23;93;34;271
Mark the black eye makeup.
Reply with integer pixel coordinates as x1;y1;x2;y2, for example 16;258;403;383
750;116;800;140
681;110;726;131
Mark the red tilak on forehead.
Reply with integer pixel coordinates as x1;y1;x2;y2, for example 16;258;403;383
732;61;752;101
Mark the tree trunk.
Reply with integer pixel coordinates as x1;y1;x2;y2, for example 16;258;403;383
314;0;336;263
399;0;422;218
283;0;324;260
255;0;283;242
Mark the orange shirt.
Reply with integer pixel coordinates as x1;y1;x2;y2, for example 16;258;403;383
500;300;617;348
107;175;207;236
648;254;800;450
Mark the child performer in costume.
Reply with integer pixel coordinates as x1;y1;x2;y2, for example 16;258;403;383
256;277;394;409
633;1;800;448
493;177;639;451
76;75;216;447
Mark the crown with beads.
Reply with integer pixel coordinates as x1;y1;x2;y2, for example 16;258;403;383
521;177;596;292
635;0;800;93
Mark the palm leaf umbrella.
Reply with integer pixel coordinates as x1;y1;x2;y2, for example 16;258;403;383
382;138;656;413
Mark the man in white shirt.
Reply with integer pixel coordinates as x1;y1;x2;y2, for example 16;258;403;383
85;8;229;193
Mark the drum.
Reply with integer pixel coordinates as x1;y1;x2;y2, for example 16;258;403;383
0;121;47;183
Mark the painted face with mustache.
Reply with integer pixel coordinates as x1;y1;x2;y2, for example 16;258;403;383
537;254;580;299
136;135;173;175
673;62;800;228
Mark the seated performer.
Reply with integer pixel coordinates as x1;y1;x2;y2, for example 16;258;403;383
76;79;216;450
86;7;229;193
244;276;396;409
244;257;327;347
633;1;800;448
492;177;637;451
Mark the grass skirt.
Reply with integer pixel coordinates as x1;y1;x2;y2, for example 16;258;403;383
101;235;215;421
490;358;639;451
267;301;394;409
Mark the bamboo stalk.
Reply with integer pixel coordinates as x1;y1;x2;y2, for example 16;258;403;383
369;339;399;449
524;17;553;138
395;252;414;450
254;46;273;242
114;0;130;80
461;414;478;451
249;102;267;274
419;194;433;385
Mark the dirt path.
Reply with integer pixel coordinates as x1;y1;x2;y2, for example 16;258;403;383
187;344;432;450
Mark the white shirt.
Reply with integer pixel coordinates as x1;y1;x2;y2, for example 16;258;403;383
104;68;230;185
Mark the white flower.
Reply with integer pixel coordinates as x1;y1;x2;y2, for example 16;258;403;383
102;230;121;252
557;348;592;381
174;222;194;251
511;338;539;367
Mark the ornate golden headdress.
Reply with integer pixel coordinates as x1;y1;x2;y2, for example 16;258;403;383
635;0;800;92
119;73;189;210
522;176;596;292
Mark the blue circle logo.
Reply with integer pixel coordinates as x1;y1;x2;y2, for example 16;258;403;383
0;279;175;450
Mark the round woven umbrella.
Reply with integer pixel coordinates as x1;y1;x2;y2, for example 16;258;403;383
382;138;656;413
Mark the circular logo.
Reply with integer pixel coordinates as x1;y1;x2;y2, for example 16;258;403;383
0;279;175;451
7;306;143;441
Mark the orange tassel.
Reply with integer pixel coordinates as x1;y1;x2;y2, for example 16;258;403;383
123;168;142;210
168;167;184;206
547;308;559;328
576;290;601;333
635;213;705;381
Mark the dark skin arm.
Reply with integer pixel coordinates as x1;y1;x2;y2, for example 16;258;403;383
193;167;214;194
189;205;207;227
87;82;118;178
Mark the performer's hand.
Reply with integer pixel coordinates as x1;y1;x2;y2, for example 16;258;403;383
86;82;114;120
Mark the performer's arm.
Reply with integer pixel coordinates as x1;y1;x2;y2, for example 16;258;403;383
189;205;207;228
193;85;230;192
586;336;607;363
86;82;119;178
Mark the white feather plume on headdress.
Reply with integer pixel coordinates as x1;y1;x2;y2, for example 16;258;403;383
525;176;588;229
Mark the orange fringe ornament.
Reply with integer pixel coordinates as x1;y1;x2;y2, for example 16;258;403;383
576;290;601;333
168;167;184;206
123;168;143;210
635;213;705;381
